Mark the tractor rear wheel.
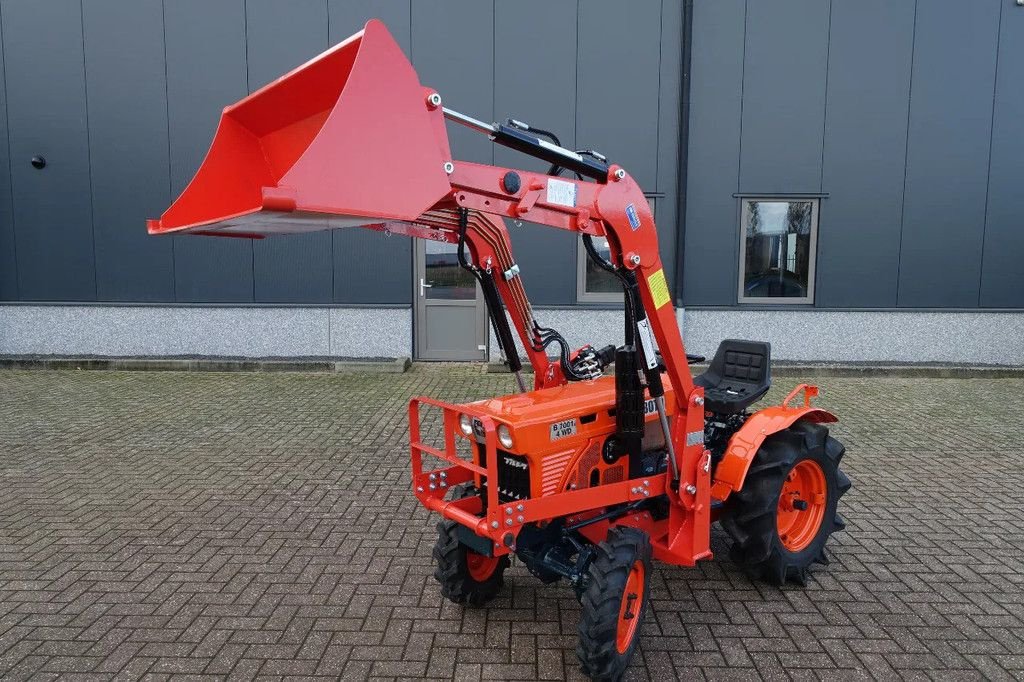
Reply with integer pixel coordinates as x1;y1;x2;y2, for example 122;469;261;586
720;420;850;586
433;519;509;606
576;527;651;682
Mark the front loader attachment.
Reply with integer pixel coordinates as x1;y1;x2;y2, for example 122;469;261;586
148;19;452;237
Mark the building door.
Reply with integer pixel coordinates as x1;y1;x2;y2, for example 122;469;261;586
414;240;487;361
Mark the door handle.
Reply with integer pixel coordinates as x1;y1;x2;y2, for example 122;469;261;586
419;278;433;297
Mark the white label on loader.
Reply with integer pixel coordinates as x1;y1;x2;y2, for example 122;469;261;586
546;178;577;208
550;418;577;441
636;319;659;370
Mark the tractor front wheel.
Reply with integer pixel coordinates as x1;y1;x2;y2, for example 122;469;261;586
433;519;509;606
576;527;652;682
721;420;850;585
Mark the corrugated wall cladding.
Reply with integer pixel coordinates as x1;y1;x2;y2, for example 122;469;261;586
683;0;1023;309
0;0;680;306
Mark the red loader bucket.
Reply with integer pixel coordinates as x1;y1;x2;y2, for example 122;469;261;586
147;19;453;237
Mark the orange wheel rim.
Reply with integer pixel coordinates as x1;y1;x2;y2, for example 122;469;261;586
466;551;500;581
777;460;827;552
615;561;645;653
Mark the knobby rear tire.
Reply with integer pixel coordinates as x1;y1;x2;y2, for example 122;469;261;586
720;420;850;586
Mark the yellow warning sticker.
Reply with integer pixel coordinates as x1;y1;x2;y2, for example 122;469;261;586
648;269;671;309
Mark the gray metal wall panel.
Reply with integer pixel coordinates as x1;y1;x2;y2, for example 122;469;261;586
0;16;17;299
83;0;174;302
328;0;413;304
329;0;410;51
897;0;1000;307
816;0;915;308
681;0;745;306
980;1;1023;308
576;0;661;190
246;0;332;304
655;0;682;292
494;0;578;306
411;1;493;166
739;0;829;194
165;0;253;303
2;0;96;301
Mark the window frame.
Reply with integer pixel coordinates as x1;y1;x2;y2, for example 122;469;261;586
736;196;819;305
576;196;658;304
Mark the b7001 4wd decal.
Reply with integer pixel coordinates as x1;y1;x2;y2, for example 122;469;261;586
549;405;654;443
550;418;577;441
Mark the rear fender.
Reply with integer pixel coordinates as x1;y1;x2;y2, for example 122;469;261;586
710;384;837;502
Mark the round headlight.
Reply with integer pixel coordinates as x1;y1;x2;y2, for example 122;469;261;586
459;414;473;436
497;424;514;449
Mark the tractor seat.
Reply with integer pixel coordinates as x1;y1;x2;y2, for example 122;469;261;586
694;339;772;414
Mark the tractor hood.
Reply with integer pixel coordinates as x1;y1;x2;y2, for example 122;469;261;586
147;19;453;237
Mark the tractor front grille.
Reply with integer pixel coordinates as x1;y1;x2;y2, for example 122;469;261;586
477;444;531;503
496;451;531;503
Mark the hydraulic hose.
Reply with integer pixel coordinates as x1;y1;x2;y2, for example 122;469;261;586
456;209;523;376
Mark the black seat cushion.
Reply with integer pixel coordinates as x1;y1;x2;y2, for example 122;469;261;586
693;339;771;414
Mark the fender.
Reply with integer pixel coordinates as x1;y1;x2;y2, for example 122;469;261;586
710;384;837;502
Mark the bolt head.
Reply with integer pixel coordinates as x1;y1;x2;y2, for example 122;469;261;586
516;504;524;512
643;480;649;487
516;515;524;523
443;161;455;174
695;396;704;406
506;518;514;526
629;254;641;266
426;92;442;108
429;483;437;491
439;471;447;479
416;486;424;493
613;168;626;180
506;507;513;515
439;481;447;488
491;521;499;529
429;472;437;481
685;484;697;495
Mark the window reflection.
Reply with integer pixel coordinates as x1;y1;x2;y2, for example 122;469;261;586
425;241;476;300
584;237;621;294
741;199;816;302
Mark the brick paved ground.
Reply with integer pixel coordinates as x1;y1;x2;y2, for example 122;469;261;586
0;365;1022;681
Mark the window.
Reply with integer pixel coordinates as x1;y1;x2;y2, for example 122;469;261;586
577;197;658;303
576;235;622;303
738;197;818;304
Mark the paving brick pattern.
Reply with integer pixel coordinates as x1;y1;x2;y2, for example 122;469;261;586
0;366;1022;680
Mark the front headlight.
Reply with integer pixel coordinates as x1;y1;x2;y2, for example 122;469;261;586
497;424;514;449
459;414;473;436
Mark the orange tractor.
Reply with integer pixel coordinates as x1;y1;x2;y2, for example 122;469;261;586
149;21;850;680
